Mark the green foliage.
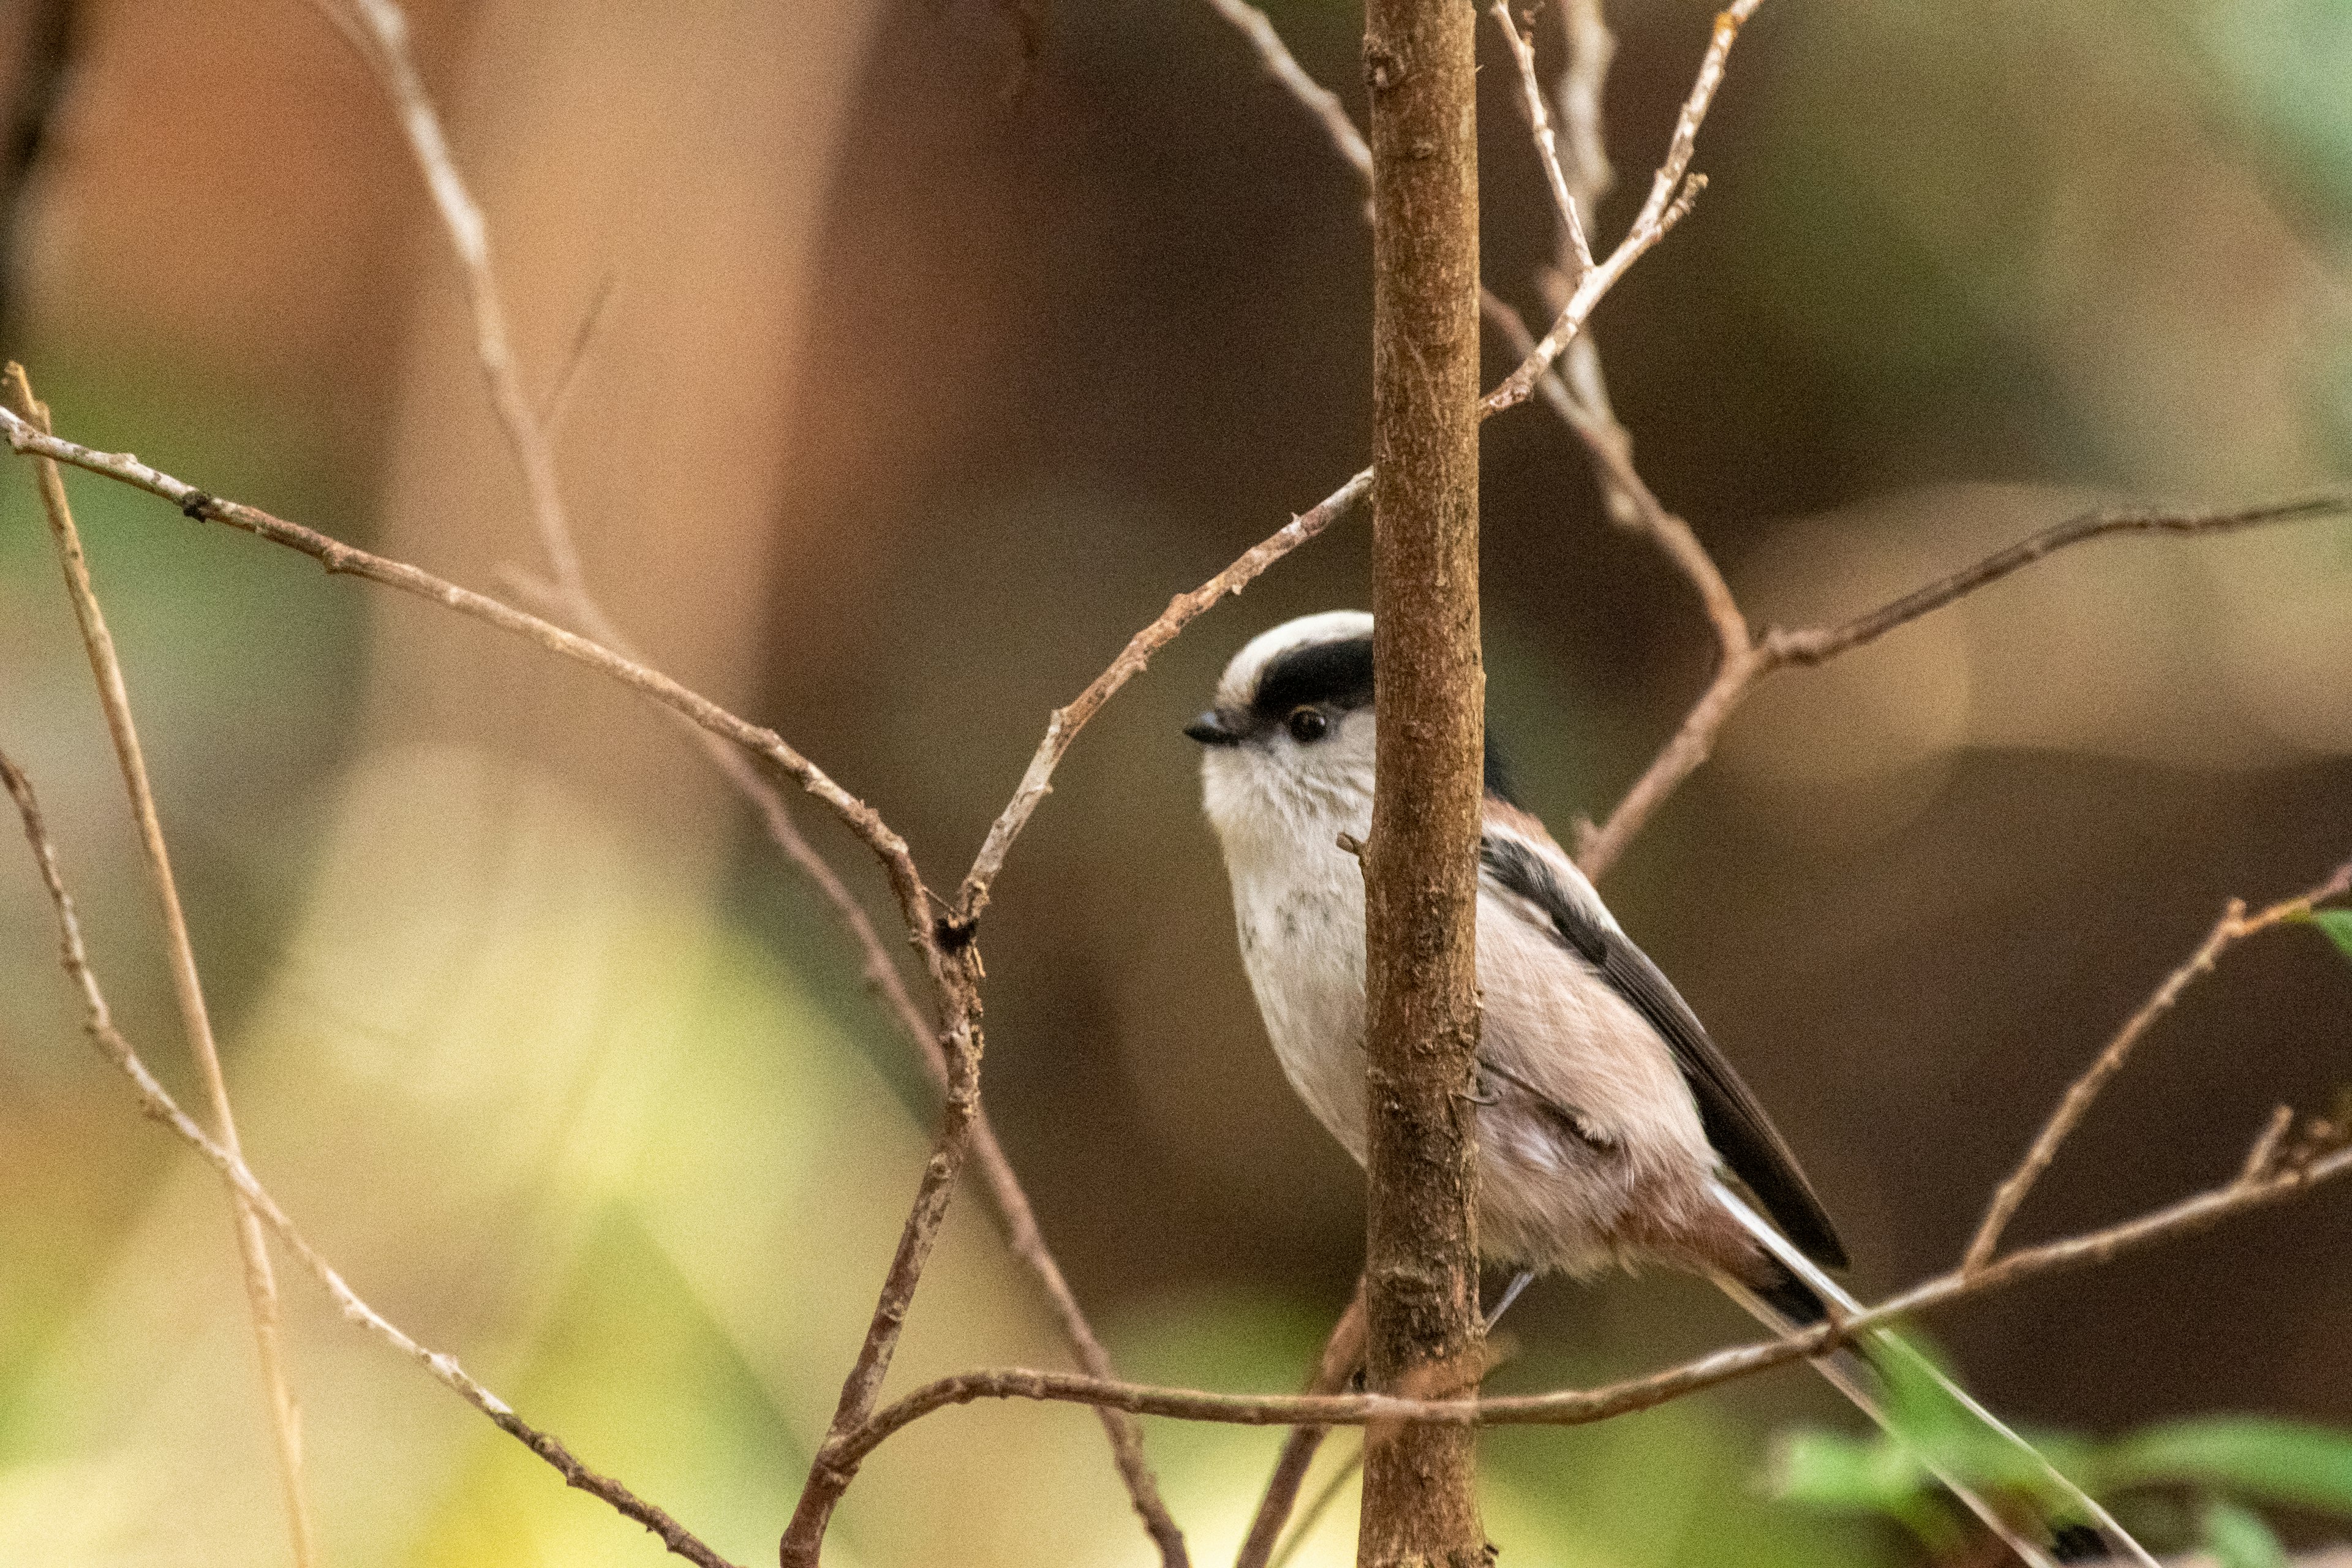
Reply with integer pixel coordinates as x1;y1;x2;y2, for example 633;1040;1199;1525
2202;1498;2293;1568
1774;1333;2352;1562
2295;908;2352;965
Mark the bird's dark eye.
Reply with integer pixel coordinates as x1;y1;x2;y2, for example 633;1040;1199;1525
1286;706;1329;744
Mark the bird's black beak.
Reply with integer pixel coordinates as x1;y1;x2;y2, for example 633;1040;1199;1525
1184;709;1246;747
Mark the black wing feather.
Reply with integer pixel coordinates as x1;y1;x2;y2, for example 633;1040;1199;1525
1480;835;1849;1270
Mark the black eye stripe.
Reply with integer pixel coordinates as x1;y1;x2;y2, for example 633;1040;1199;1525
1251;636;1374;722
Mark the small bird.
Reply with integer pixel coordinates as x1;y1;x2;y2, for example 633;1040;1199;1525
1186;610;2144;1566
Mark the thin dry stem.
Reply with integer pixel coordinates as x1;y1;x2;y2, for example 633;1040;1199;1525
957;466;1371;921
1553;0;1616;232
1235;1286;1366;1568
309;0;582;593
537;272;620;435
1200;0;1371;182
818;1127;2352;1464
1577;495;2352;878
0;401;942;992
0;747;743;1568
1483;0;1762;417
1490;1;1593;272
1962;858;2352;1273
314;0;1188;1533
1;366;317;1568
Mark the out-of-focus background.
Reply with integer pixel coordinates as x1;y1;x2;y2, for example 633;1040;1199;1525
0;1;2347;1564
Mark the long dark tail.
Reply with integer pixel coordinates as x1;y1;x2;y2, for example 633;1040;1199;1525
1708;1181;2154;1568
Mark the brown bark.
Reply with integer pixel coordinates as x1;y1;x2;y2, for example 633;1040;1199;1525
1359;0;1487;1562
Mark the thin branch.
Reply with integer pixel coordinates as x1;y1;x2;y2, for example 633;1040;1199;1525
1962;858;2352;1273
1;366;317;1568
1490;1;1593;273
1480;301;1746;658
513;557;1191;1564
1483;0;1763;418
956;466;1371;921
818;1128;2352;1463
1553;0;1616;235
536;271;619;435
1235;1285;1366;1568
1577;494;2352;878
1762;498;2352;668
780;960;986;1568
307;0;583;594
0;747;744;1568
311;0;1195;1534
0;400;941;967
1199;0;1371;183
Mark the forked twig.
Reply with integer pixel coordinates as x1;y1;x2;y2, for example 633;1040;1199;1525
0;747;744;1568
810;1110;2352;1468
1;366;317;1568
1577;495;2352;877
1963;857;2352;1273
306;0;1192;1544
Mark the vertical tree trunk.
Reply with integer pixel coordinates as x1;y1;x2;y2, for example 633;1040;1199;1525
1359;0;1485;1562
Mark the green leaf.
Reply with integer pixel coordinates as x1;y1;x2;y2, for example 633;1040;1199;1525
2094;1418;2352;1515
2297;908;2352;965
2200;1498;2291;1568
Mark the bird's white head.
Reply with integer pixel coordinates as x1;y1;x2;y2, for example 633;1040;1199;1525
1185;610;1379;856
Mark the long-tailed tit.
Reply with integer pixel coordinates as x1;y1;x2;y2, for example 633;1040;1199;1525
1187;611;2149;1567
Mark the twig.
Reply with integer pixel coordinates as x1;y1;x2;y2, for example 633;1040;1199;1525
1490;1;1593;273
536;271;619;435
1;366;317;1568
1483;0;1762;418
1576;495;2352;878
780;959;986;1568
1962;858;2352;1273
0;400;941;984
1235;1285;1366;1568
306;0;582;594
313;0;1193;1532
1199;0;1370;183
813;1128;2352;1463
1553;0;1616;235
0;747;744;1568
1761;498;2352;667
956;466;1371;921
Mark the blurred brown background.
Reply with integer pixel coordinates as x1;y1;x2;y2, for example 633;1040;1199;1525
0;1;2346;1564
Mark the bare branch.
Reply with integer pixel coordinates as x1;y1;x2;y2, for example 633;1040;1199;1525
1479;301;1747;658
1552;0;1616;233
1235;1284;1366;1568
537;271;620;435
0;747;744;1568
782;961;986;1567
1483;0;1763;417
1199;0;1371;183
957;466;1371;921
1490;1;1593;274
1578;494;2352;879
820;1128;2352;1462
0;401;941;967
1;366;317;1568
306;0;584;594
1763;497;2352;668
311;0;1191;1535
1963;858;2352;1273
